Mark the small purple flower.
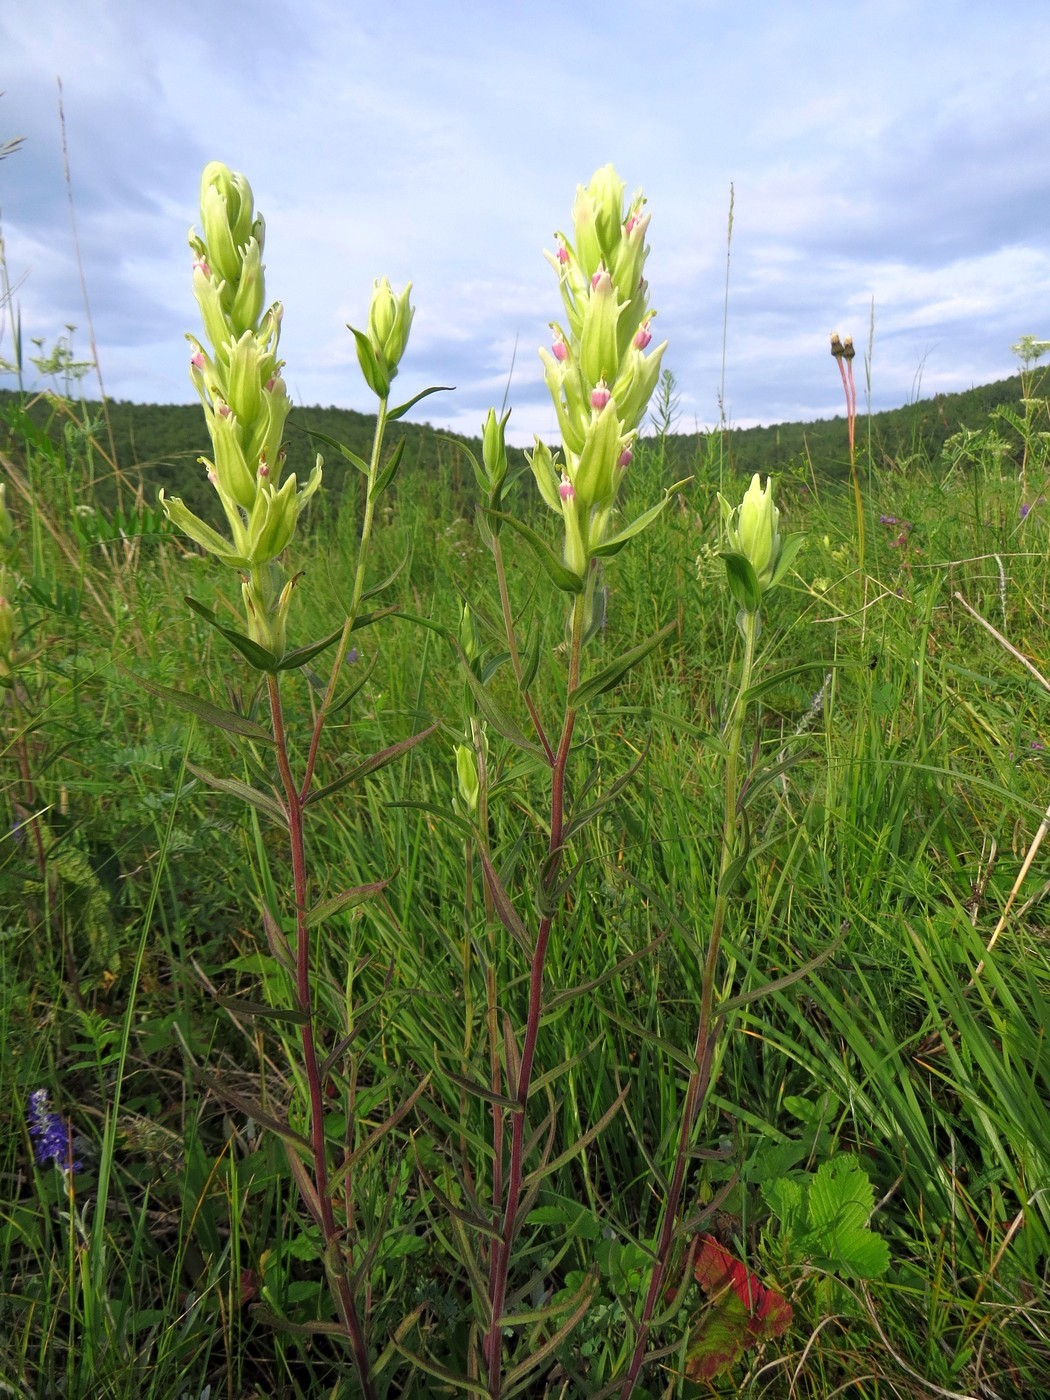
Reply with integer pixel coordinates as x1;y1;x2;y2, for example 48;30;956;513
617;448;633;470
1020;502;1032;519
28;1089;80;1172
346;647;359;665
879;515;899;526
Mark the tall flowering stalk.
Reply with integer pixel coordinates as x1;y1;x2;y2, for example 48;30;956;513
161;164;321;660
619;474;802;1396
472;166;684;1398
158;164;437;1400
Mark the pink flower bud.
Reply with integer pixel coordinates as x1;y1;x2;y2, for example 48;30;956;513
618;449;633;469
591;269;603;289
559;476;575;501
265;377;276;392
193;257;211;278
625;214;638;235
557;241;569;265
207;469;218;484
634;321;652;350
257;461;270;478
218;403;231;418
591;383;611;411
190;350;206;370
552;333;568;363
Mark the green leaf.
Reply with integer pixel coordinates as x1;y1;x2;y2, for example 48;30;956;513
369;436;406;502
591;477;693;558
304;722;438;806
136;674;275;745
305;878;392;927
486;510;584;594
460;650;545;757
721;552;762;614
302;426;369;475
386;383;455;423
768;530;805;589
275;623;348;673
214;994;309;1027
361;552;409;603
185;762;288;827
349;326;390;398
567;620;676;709
518;623;542;693
184;595;279;671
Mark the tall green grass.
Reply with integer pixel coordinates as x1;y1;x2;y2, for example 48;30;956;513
2;359;1049;1398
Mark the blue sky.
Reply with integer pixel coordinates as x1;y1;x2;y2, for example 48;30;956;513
2;0;1048;445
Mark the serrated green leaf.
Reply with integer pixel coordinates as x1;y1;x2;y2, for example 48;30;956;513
136;675;274;745
568;620;676;709
186;762;287;826
386;383;454;423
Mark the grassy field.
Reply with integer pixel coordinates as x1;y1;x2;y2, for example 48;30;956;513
2;157;1050;1398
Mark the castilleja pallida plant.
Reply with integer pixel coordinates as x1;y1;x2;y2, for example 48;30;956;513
528;164;683;636
160;162;320;659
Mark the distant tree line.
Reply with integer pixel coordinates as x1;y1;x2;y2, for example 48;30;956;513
0;373;1033;527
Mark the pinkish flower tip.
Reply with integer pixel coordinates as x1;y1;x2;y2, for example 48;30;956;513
590;384;611;411
193;257;211;278
557;241;569;265
634;321;652;351
190;351;206;370
218;403;231;418
552;335;568;363
559;476;575;501
618;449;633;469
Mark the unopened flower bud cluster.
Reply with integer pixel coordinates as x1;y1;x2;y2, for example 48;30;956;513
161;163;321;657
530;165;667;578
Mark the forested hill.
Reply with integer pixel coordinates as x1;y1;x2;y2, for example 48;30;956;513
0;371;1032;521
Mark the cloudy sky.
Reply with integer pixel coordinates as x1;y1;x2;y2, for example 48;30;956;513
2;1;1048;446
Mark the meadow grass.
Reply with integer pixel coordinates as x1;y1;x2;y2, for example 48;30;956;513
2;335;1050;1397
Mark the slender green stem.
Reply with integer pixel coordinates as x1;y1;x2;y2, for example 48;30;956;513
619;606;759;1398
491;531;555;765
300;399;389;799
483;591;585;1396
267;673;376;1400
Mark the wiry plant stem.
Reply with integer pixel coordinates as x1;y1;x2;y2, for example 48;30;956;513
619;607;759;1398
484;590;585;1396
267;672;377;1400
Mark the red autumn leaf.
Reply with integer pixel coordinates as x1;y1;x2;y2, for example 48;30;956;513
682;1235;793;1381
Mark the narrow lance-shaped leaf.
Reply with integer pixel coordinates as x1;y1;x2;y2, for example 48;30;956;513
184;594;278;671
591;477;692;559
568;619;677;709
304;722;439;806
303;426;370;475
486;509;585;594
386;382;455;423
305;876;393;928
136;673;275;745
186;761;288;827
369;435;406;502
